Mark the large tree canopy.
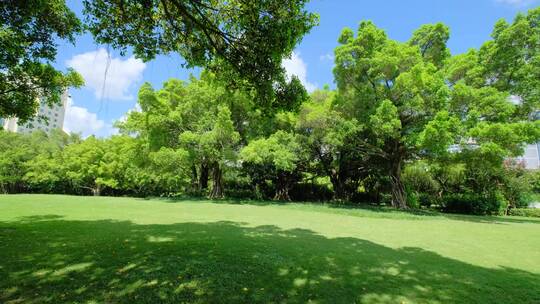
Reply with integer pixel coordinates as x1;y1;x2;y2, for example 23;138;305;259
333;15;539;208
83;0;318;102
478;7;540;116
0;0;84;122
1;0;316;121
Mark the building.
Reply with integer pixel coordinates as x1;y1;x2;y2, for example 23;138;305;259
517;111;540;170
3;91;68;135
517;143;540;170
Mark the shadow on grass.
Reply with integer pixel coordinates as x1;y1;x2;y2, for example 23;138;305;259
142;195;289;206
440;213;540;225
2;216;537;303
142;196;540;225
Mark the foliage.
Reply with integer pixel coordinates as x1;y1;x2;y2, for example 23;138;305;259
528;170;540;193
296;87;362;200
1;8;539;217
240;131;306;200
478;7;540;116
441;192;507;216
333;20;454;208
0;130;78;193
332;9;540;209
500;160;534;210
508;208;540;218
82;0;318;103
0;0;84;122
119;73;243;198
402;162;439;196
402;161;439;208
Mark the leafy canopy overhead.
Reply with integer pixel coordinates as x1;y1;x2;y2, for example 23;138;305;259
83;0;319;102
0;0;84;122
1;0;316;122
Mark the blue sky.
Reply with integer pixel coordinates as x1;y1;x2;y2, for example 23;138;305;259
54;0;539;137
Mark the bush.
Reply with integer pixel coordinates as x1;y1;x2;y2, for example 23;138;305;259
223;176;263;200
405;187;420;209
500;161;534;209
508;208;540;218
527;170;540;193
418;193;436;208
402;162;439;195
289;183;334;202
441;192;507;215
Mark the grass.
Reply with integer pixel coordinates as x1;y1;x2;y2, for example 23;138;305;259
0;195;539;303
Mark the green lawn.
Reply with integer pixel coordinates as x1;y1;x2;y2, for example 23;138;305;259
1;195;539;303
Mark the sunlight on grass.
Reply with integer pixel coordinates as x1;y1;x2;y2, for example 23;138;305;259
0;194;539;303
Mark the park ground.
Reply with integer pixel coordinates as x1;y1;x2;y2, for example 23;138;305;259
0;195;539;303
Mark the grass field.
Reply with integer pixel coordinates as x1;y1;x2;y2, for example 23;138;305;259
1;195;539;303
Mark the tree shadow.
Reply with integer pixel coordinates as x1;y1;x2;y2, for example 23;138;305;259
441;213;540;225
1;218;538;303
144;196;540;225
143;196;290;206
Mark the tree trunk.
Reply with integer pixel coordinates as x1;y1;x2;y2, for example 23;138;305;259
274;187;291;201
389;159;407;209
92;184;101;196
273;174;291;201
190;165;199;191
208;163;223;199
199;162;209;191
330;170;347;201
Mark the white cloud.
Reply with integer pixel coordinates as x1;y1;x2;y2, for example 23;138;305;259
496;0;537;6
283;52;317;92
319;53;334;62
63;97;116;137
66;48;146;101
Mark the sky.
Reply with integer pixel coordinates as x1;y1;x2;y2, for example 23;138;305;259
53;0;539;137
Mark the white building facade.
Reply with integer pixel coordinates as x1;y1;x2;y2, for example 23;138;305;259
517;143;540;170
3;91;68;135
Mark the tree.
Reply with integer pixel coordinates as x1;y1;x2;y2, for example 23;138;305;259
3;0;315;121
333;21;452;208
119;73;243;198
334;19;540;208
240;131;306;200
296;88;361;200
441;7;540;207
180;106;240;198
148;147;192;195
0;131;34;193
0;0;84;122
83;0;318;102
61;136;109;196
23;130;80;193
478;7;539;116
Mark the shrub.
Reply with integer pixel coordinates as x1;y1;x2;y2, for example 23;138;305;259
402;162;439;195
405;187;420;209
500;160;534;209
223;175;263;200
527;170;540;193
441;192;506;215
418;193;436;208
289;183;334;202
508;208;540;218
